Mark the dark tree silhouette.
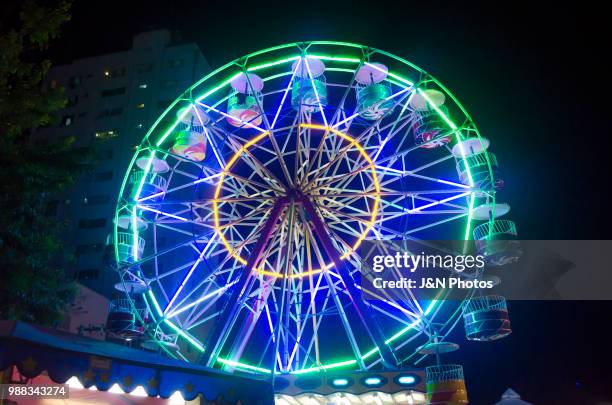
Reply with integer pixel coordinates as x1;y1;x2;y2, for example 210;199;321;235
0;1;91;325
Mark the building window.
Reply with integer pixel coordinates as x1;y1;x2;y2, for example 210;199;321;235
94;129;119;140
69;76;81;89
161;80;177;88
138;83;148;89
82;194;110;206
101;87;126;97
61;115;74;126
104;68;126;78
136;103;145;109
96;107;123;119
75;268;100;281
167;58;184;68
75;244;103;256
67;95;79;106
45;200;59;216
97;149;113;160
157;99;172;110
136;63;153;73
93;171;113;182
78;218;107;229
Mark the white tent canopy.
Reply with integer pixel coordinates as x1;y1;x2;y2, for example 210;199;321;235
495;388;534;405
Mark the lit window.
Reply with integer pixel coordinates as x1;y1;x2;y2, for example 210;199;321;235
61;115;74;126
95;130;118;139
139;83;148;89
104;68;126;78
136;103;145;109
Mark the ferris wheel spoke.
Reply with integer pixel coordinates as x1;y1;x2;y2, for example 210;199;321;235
308;164;372;192
208;125;285;192
328;54;363;127
302;128;376;191
375;165;470;190
224;137;287;194
403;212;469;237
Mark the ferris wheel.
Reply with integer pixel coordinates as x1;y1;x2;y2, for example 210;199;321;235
109;42;520;385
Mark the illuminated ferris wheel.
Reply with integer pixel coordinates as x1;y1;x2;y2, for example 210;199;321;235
109;42;520;391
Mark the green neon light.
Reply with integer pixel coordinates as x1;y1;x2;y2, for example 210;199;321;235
133;150;156;198
416;88;456;130
416;88;476;241
217;358;272;373
247;56;300;72
132;150;156;261
386;71;414;86
424;300;436;315
245;43;297;59
132;206;139;260
194;72;242;103
262;72;293;82
291;359;358;375
464;193;476;241
155;106;192;147
307;54;361;63
361;347;380;360
164;319;205;352
308;41;364;49
326;67;357;74
148;290;163;317
385;318;424;345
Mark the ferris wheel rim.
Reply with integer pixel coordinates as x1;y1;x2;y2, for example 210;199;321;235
112;41;502;375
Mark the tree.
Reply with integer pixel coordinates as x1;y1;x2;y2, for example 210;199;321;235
0;0;91;326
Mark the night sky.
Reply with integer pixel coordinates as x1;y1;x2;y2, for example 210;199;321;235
7;0;612;403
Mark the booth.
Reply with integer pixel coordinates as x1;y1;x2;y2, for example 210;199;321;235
0;321;274;404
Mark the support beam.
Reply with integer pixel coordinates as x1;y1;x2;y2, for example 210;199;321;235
203;198;288;367
301;196;398;369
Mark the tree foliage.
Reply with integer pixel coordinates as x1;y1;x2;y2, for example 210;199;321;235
0;1;91;325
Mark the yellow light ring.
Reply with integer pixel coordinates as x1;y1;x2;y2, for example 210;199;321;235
212;125;381;278
213;131;269;266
